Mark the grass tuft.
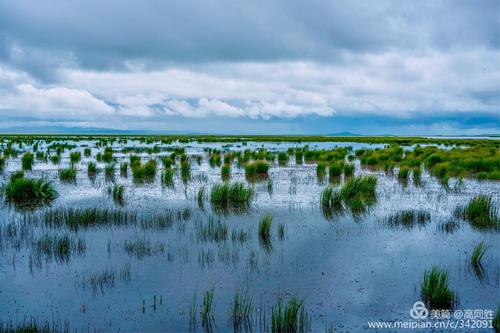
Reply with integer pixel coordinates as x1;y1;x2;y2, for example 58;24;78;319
421;266;455;309
455;195;499;231
4;176;57;208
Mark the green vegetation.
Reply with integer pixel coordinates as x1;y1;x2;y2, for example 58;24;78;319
328;163;342;181
201;288;214;329
231;291;252;332
0;156;5;172
421;266;455;309
245;160;270;180
210;182;253;211
87;162;97;175
455;195;499;230
278;152;289;165
69;151;81;164
343;163;355;177
271;297;310;333
84;147;91;157
120;162;128;176
386;210;431;229
112;184;124;205
321;175;377;217
21;152;34;170
58;167;77;182
161;168;174;186
180;160;190;181
4;176;57;208
258;212;272;243
221;164;231;180
470;241;487;277
493;306;500;332
132;160;157;182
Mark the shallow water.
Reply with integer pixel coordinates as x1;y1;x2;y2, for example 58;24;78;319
0;140;498;332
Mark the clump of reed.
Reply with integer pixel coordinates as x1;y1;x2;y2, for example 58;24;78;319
132;160;157;182
50;154;60;164
343;163;355;177
231;229;249;243
455;195;499;231
161;156;173;168
201;288;215;330
196;217;228;242
84;147;91;157
321;175;377;217
87;162;97;176
181;160;191;181
58;167;77;182
197;186;205;208
21;152;34;170
328;163;342;182
245;160;270;180
0;156;5;172
437;220;460;234
470;241;487;277
0;319;70;333
271;297;310;333
124;237;165;259
397;166;410;180
34;233;86;263
210;182;253;212
69;151;81;164
221;164;231;180
316;163;326;180
278;152;289;166
102;147;113;163
4;176;58;208
120;162;128;177
295;150;303;164
232;291;252;332
161;168;174;186
278;224;285;240
112;184;124;205
258;212;272;243
386;210;431;229
421;266;455;309
413;168;422;185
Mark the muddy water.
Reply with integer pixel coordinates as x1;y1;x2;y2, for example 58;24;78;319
0;140;498;332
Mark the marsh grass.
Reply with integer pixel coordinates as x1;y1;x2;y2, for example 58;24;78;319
343;163;355;177
278;152;289;166
132;160;157;182
87;162;97;176
413;168;422;185
221;164;231;180
202;288;215;330
316;163;326;181
33;233;85;264
84;147;91;157
196;217;228;242
232;291;252;332
50;154;60;164
271;297;310;333
124;237;165;259
0;320;70;333
386;210;431;229
231;229;248;243
421;266;455;309
259;213;272;252
278;224;285;240
470;241;487;278
181;160;191;181
210;182;253;212
438;220;460;234
120;162;128;177
455;195;499;231
21;152;34;170
328;163;342;182
75;268;116;296
104;163;115;178
58;167;77;182
245;160;270;181
69;151;81;164
112;184;124;205
398;166;410;180
0;156;5;172
4;176;57;208
161;168;174;186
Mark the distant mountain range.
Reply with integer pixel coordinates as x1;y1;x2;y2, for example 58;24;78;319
0;126;497;137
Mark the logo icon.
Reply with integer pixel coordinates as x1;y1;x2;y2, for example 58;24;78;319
410;301;429;320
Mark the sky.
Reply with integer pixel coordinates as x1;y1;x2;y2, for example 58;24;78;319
0;0;498;135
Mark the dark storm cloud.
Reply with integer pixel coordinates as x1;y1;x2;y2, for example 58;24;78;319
0;0;498;75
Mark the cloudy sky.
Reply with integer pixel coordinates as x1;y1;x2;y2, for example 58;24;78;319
0;0;498;134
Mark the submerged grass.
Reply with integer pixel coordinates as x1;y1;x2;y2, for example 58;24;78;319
271;297;310;333
386;210;431;229
421;266;456;309
232;290;252;332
